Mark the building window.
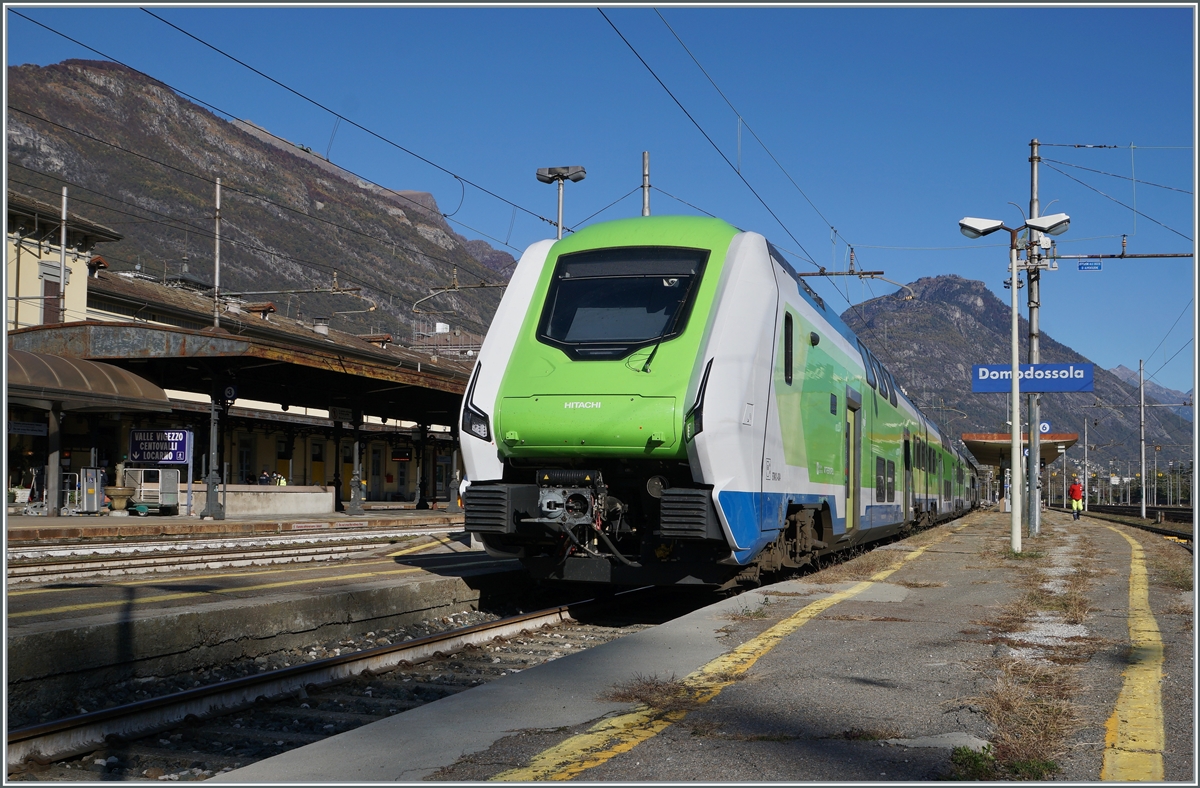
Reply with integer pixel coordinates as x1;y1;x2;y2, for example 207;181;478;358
311;442;324;462
42;278;60;325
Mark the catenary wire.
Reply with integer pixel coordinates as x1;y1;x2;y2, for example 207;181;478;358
654;9;839;238
1139;298;1194;382
138;7;551;229
8;173;497;336
9;103;513;278
1042;162;1193;241
1041;158;1192;195
7;107;509;288
598;8;816;265
597;11;892;348
8;8;551;250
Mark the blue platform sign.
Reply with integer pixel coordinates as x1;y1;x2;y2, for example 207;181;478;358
1078;260;1102;271
972;364;1094;393
129;430;192;464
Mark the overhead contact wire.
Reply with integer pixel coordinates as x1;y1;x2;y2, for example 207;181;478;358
8;8;543;252
598;8;815;265
655;9;839;237
139;8;549;227
1042;162;1192;241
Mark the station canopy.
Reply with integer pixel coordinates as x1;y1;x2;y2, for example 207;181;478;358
961;432;1079;470
7;348;172;413
7;322;469;427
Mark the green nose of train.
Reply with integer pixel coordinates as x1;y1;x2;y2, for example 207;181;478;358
498;394;678;454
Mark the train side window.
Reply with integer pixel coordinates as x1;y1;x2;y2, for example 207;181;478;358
873;359;889;400
887;372;898;407
903;440;911;471
875;457;886;502
784;313;793;385
886;460;895;502
830;393;838;415
858;341;876;389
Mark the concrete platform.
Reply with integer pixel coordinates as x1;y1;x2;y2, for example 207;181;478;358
5;506;464;544
7;528;518;711
209;509;1194;783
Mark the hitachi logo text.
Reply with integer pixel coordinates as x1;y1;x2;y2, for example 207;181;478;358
563;401;602;409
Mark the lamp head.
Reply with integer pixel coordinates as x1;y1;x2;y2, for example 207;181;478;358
958;217;1005;239
1025;212;1070;236
536;166;586;183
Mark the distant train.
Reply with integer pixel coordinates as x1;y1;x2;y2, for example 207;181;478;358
460;215;978;587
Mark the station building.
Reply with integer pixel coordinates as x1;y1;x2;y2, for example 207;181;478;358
7;189;472;515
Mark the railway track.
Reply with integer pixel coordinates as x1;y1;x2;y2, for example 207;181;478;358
1083;503;1193;525
5;528;462;584
6;588;686;780
1049;504;1193;547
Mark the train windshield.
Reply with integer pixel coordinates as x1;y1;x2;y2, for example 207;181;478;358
537;246;709;359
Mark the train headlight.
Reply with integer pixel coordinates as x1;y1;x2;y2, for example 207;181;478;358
684;359;713;443
462;407;491;441
461;362;491;441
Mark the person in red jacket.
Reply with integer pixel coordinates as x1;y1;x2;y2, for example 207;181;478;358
1068;479;1084;520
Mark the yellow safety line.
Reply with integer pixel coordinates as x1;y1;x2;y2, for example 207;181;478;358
389;535;457;556
491;523;968;781
1100;527;1165;782
8;565;428;619
9;538;446;597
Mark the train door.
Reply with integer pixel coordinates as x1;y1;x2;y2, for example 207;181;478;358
844;388;862;534
903;430;913;521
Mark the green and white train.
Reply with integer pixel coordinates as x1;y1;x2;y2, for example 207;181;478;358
461;215;977;587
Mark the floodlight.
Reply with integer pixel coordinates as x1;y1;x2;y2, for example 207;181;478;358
958;217;1005;239
1025;212;1070;236
536;166;586;183
537;165;588;240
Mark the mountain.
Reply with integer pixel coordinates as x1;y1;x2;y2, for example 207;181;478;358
840;275;1194;469
6;59;513;340
1109;365;1193;422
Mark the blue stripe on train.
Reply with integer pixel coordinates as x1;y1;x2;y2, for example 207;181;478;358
715;489;910;565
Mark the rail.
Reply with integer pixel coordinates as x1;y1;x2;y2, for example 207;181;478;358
5;590;656;767
1048;504;1192;542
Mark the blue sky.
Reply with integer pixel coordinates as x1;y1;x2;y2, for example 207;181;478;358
5;4;1196;394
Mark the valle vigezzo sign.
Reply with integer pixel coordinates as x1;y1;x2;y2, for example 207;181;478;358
972;364;1094;393
129;430;192;463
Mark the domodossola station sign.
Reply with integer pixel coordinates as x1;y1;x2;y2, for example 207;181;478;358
972;363;1094;393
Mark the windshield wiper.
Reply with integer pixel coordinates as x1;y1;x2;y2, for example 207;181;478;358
640;275;698;373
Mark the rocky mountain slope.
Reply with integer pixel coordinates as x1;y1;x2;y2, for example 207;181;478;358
6;59;512;339
1109;365;1193;422
841;275;1193;468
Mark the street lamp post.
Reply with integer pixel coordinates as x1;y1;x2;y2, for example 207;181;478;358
536;166;586;240
959;212;1070;553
